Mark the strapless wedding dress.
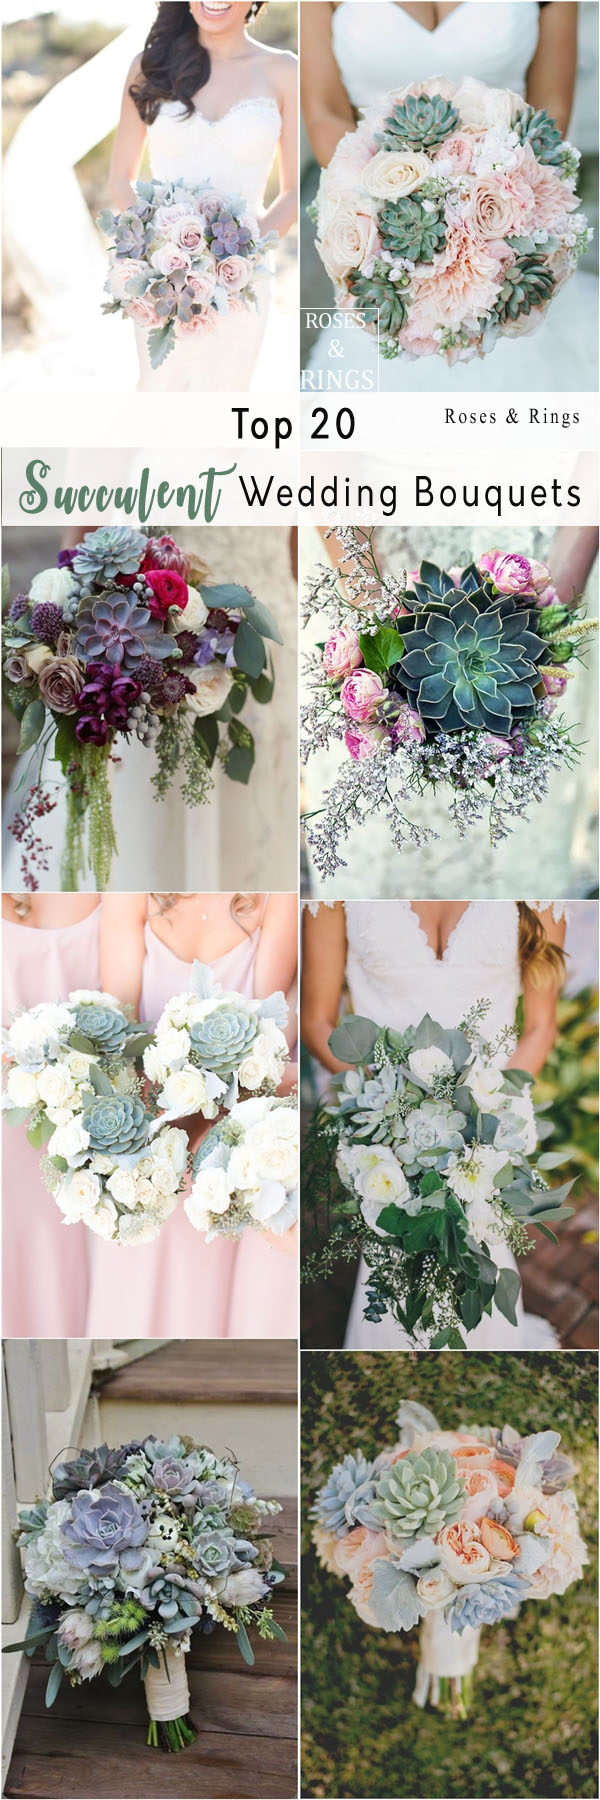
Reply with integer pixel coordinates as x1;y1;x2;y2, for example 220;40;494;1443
339;899;561;1349
309;0;597;392
136;96;281;391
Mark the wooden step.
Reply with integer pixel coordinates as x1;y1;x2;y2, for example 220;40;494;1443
5;1506;297;1800
94;1340;298;1406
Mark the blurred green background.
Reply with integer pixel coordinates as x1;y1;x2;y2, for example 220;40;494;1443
301;1350;598;1800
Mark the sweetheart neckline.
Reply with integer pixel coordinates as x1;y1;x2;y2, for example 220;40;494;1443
152;95;281;129
335;0;467;37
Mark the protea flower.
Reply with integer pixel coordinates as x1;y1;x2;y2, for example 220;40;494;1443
372;1448;465;1540
392;590;550;736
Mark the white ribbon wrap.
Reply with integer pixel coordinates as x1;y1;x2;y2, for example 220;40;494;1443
413;1612;481;1709
144;1647;190;1723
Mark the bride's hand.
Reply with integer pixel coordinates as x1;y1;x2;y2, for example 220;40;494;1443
262;1222;298;1260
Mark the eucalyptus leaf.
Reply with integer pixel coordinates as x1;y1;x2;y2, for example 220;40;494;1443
45;1661;63;1708
329;1015;379;1064
18;699;45;753
234;619;266;679
236;1621;255;1665
494;1266;521;1326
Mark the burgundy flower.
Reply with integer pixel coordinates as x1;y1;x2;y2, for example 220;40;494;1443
145;569;189;620
30;602;65;648
206;608;238;636
56;549;76;569
76;661;142;737
142;535;190;580
170;629;201;663
156;669;196;706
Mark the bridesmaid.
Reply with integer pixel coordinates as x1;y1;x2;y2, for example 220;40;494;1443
85;891;298;1337
2;894;99;1336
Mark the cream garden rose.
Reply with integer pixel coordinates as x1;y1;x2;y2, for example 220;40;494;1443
364;148;433;200
319;199;379;284
185;663;234;718
408;1046;454;1085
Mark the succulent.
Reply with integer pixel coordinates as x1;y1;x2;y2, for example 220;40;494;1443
72;1000;130;1056
72;527;148;584
379;92;459;152
513;104;563;165
450;1571;526;1634
394;1099;466;1167
311;1451;380;1536
347;267;407;338
60;1483;148;1576
381;196;446;263
488;254;555;327
371;1448;465;1540
139;1570;202;1623
80;1091;152;1157
52;1442;141;1500
74;593;174;669
193;1530;236;1578
392;591;550;735
208;209;253;258
188;1003;259;1078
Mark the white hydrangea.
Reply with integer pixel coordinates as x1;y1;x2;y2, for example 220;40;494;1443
24;1500;86;1604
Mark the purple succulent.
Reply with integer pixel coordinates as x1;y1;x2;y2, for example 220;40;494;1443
74;593;173;669
151;1457;199;1499
60;1483;148;1576
30;602;65;647
209;210;253;259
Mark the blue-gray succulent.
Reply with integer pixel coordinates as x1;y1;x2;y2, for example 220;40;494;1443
72;1001;130;1056
189;1003;259;1077
80;1091;151;1156
193;1530;236;1579
73;527;148;584
60;1483;148;1576
312;1452;380;1537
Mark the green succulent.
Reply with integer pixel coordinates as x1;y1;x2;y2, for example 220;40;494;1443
379;93;459;153
380;196;446;263
72;527;148;585
80;1090;152;1156
347;267;407;338
371;1447;465;1540
392;590;550;735
488;254;555;327
513;104;563;165
72;1001;130;1057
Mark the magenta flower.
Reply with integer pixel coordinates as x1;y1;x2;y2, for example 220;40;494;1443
75;661;142;744
340;668;384;723
345;723;387;761
323;625;363;681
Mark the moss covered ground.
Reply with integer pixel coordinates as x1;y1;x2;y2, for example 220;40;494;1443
301;1351;598;1799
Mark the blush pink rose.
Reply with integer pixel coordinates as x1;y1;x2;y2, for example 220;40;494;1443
345;723;387;761
106;258;147;302
217;255;251;293
437;1521;491;1585
151;242;192;277
323;624;363;680
128;296;160;327
434;132;474;173
479;550;538;594
153;203;193;234
479;1516;519;1560
333;1526;389;1580
341;668;384;722
187;270;217;307
171;214;207;254
319;200;380;285
176;311;217;336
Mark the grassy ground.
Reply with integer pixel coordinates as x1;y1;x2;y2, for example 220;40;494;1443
301;1351;598;1799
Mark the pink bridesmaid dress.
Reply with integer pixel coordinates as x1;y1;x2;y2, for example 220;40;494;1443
2;910;100;1336
85;918;298;1338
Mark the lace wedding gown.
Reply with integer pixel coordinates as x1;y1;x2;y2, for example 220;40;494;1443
308;0;597;392
136;96;281;392
302;523;598;899
337;898;562;1349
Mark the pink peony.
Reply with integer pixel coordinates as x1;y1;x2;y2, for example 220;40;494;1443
217;255;251;293
341;668;384;722
323;624;363;680
345;723;387;760
479;550;540;595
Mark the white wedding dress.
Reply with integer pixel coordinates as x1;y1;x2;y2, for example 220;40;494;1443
135;96;281;392
337;898;562;1349
308;0;597;392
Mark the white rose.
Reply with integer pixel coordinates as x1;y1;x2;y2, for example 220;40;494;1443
106;1168;139;1210
142;1042;168;1084
183;1191;212;1234
149;1025;190;1075
408;1046;454;1085
132;1176;157;1207
192;1165;232;1215
364;148;433;200
8;1004;71;1069
248;1178;291;1224
172;584;208;634
84;1197;119;1239
464;1059;506;1110
222;1568;267;1606
453;76;516;131
65;1051;96;1082
6;1067;39;1108
243;1106;299;1188
37;1063;78;1113
159;1066;211;1116
238;1025;287;1092
55;1169;102;1221
151;1126;188;1176
150;1161;180;1197
415;1567;456;1612
319;197;379;284
117;1212;162;1245
90;1153;115;1175
48;1116;90;1164
185;662;233;718
337;1145;412;1227
227;1143;259;1191
29;566;78;610
156;996;194;1034
69;989;121;1008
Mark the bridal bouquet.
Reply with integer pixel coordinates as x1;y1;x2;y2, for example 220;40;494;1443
2;991;189;1245
186;1095;299;1240
314;77;590;363
7;1434;286;1753
3;526;281;890
312;1400;587;1716
99;179;275;370
302;1009;575;1347
143;960;290;1121
302;527;597;876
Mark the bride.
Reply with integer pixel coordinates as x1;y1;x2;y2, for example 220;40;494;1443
110;0;297;391
301;897;568;1349
301;1;596;392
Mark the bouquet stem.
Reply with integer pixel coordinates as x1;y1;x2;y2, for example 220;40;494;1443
144;1646;196;1754
413;1613;480;1719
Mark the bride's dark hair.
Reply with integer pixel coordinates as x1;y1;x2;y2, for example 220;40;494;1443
130;2;266;125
